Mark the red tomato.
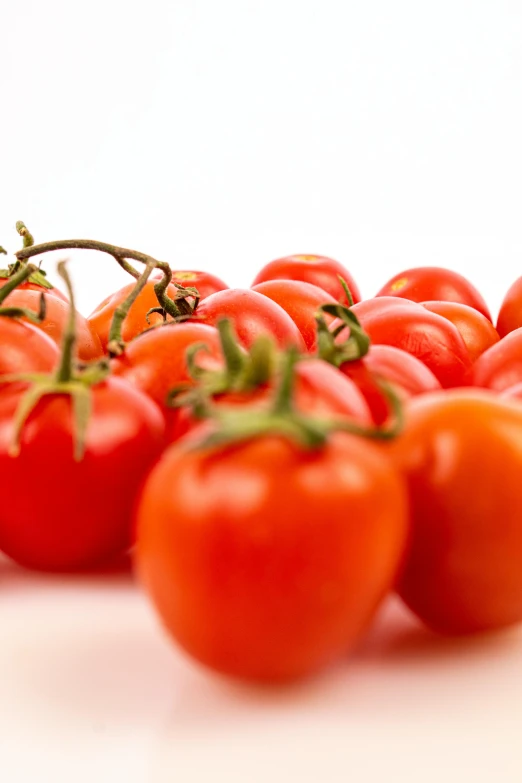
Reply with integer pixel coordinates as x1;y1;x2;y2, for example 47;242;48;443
470;328;522;391
251;280;336;351
376;267;491;320
496;277;522;338
111;322;224;426
88;278;191;353
421;301;499;362
152;269;228;301
0;378;165;571
389;390;522;634
349;297;471;388
340;345;441;425
251;254;361;306
0;277;68;301
193;289;306;351
135;429;408;682
3;289;102;362
0;319;59;376
172;358;373;440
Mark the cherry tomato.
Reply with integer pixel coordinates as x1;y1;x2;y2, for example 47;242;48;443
193;289;306;351
135;429;408;682
88;278;189;353
376;267;491;320
0;277;68;301
4;289;102;362
389;389;522;634
251;280;336;351
470;328;522;391
0;319;59;376
152;269;228;301
421;301;499;362
496;277;522;338
251;254;361;306
340;345;441;425
349;297;471;388
172;358;373;440
0;378;165;571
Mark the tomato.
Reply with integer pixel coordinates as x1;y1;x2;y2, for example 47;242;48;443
500;382;522;401
152;269;228;301
496;276;522;338
251;254;361;306
193;289;306;351
349;297;471;388
0;377;165;571
135;429;408;682
172;358;373;440
376;266;491;320
111;322;224;426
340;345;441;425
0;277;68;301
421;301;499;362
251;280;336;351
469;328;522;391
88;278;190;353
3;289;102;362
0;319;59;376
389;389;522;634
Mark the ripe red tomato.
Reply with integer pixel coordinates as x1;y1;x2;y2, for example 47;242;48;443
251;254;361;306
251;280;336;351
135;429;408;682
349;297;471;388
111;322;224;421
496;277;522;337
389;390;522;634
0;378;165;571
421;301;499;362
0;319;59;376
88;278;191;353
171;358;373;440
3;289;102;362
376;267;491;320
470;328;522;391
340;345;441;425
193;289;306;351
0;277;67;301
152;269;228;301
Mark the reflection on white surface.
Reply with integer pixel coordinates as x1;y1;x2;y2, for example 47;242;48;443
1;555;521;783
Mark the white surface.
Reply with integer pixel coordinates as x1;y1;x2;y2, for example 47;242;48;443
2;2;522;781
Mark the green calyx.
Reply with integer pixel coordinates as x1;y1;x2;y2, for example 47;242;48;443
0;260;110;461
0;263;47;322
316;296;370;367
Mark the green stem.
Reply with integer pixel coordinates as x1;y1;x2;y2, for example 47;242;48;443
0;263;39;304
16;221;35;248
107;261;156;355
55;262;77;383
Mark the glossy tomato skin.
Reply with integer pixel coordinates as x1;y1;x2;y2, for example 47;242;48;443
340;345;441;425
0;319;59;376
251;254;361;306
3;289;102;362
0;278;68;301
88;279;188;353
350;297;471;388
136;431;408;682
252;280;336;351
500;382;522;401
376;267;491;320
470;328;522;392
389;390;522;635
193;289;306;351
152;269;228;301
171;358;373;440
497;277;522;338
421;301;499;363
0;378;165;571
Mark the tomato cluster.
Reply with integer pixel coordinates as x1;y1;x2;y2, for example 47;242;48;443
2;226;522;685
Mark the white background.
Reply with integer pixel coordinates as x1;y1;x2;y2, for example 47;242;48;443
1;2;522;781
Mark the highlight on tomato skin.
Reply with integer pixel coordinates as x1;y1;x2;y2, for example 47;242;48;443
135;429;409;683
251;254;361;306
376;266;491;321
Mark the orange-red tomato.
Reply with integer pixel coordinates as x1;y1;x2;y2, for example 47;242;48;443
152;269;228;301
497;276;522;338
470;328;522;392
421;300;499;362
0;319;59;376
0;277;68;301
389;389;522;634
135;429;408;682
